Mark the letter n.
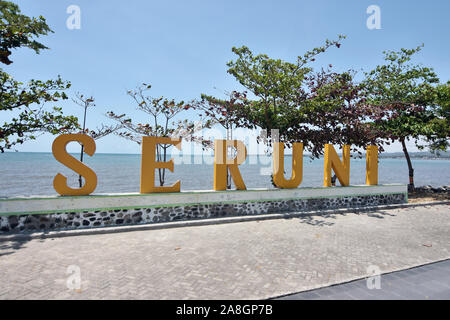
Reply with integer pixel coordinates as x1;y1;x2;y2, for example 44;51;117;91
323;144;350;187
366;145;378;185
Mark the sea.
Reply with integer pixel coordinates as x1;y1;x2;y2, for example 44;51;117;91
0;152;449;198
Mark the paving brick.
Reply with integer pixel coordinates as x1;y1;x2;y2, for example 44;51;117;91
0;204;449;300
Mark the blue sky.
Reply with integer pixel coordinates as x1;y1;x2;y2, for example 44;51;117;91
2;0;450;154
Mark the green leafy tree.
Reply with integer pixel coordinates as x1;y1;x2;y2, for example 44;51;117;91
288;67;385;156
363;45;442;190
214;36;383;158
0;0;52;65
426;82;450;153
225;36;346;151
0;0;78;152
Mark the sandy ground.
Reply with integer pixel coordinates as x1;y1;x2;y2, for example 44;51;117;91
408;191;450;203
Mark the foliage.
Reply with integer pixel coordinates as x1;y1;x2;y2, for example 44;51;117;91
225;36;345;145
71;93;121;187
363;45;439;142
192;91;248;131
0;0;52;65
426;82;450;152
107;83;207;186
72;93;121;140
362;45;443;188
222;37;374;157
284;67;385;157
0;71;78;152
204;36;383;158
0;1;79;152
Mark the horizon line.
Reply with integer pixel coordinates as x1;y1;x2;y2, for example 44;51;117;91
1;151;447;156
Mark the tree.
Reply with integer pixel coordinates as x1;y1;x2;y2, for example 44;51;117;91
0;1;52;65
426;82;450;153
193;91;250;188
363;45;442;190
216;36;384;159
0;0;79;152
107;83;207;186
72;93;121;187
0;72;78;152
284;67;386;157
193;91;248;134
224;36;361;157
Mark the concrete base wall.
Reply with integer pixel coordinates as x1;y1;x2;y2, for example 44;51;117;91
0;185;407;234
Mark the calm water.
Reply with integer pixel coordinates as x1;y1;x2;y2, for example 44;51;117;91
0;152;449;197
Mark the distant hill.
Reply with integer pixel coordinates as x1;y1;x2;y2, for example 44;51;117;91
378;151;450;159
301;151;450;160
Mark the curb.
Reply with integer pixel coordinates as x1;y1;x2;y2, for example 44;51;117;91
0;200;448;242
269;256;450;300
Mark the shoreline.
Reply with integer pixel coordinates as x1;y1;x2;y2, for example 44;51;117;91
1;151;449;160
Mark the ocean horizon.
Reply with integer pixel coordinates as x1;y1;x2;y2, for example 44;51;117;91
0;152;449;197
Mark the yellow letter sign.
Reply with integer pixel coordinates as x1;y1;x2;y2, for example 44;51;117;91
366;145;378;185
140;136;181;193
323;144;350;187
273;142;304;188
213;139;247;191
52;134;97;196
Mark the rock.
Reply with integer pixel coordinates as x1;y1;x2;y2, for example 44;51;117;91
9;222;19;229
414;185;450;194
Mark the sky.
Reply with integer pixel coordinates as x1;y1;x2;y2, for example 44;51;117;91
2;0;450;154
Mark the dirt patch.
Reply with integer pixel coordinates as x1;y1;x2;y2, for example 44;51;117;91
408;190;450;203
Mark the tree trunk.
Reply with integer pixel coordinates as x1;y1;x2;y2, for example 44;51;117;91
400;138;415;192
78;145;84;188
79;105;88;188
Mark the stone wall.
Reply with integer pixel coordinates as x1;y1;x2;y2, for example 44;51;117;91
0;193;406;234
415;185;450;194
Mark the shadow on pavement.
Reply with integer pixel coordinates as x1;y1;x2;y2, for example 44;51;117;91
0;234;33;257
292;207;399;227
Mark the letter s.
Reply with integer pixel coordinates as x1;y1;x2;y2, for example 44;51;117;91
52;134;97;196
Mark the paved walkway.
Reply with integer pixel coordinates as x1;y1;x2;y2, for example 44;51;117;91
0;204;449;299
277;259;450;300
